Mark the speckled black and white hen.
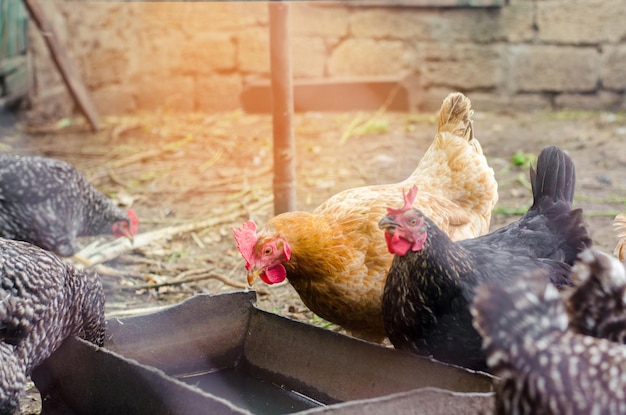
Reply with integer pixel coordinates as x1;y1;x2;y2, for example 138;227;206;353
0;238;105;414
0;154;138;257
565;247;626;343
472;272;626;415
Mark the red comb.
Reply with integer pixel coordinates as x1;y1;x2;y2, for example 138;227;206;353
232;220;259;266
386;186;418;216
127;208;139;235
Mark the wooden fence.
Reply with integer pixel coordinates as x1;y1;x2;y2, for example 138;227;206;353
1;0;29;105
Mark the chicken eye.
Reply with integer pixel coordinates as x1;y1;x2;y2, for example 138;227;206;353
264;247;273;256
408;218;417;226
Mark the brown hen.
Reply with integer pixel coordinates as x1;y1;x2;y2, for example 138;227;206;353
233;92;498;342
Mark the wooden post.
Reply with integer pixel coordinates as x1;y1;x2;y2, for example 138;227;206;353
269;1;296;214
23;0;100;132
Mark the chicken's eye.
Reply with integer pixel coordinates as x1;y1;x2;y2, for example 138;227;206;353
264;247;273;256
408;218;417;226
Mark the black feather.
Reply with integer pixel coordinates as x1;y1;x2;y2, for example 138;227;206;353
529;145;575;208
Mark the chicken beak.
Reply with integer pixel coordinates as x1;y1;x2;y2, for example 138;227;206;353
113;221;135;245
378;216;399;231
247;268;262;286
121;230;135;245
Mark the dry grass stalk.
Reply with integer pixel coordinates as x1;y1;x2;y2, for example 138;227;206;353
74;193;272;266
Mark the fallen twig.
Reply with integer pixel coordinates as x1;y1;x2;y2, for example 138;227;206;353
190;232;205;249
107;169;131;188
171;267;212;281
110;122;141;140
120;270;269;295
92;264;146;280
106;305;167;318
109;148;165;170
74;193;273;266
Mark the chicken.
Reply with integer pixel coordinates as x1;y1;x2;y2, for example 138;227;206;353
471;271;626;415
564;247;626;343
614;213;626;262
378;145;591;371
0;154;138;257
233;92;498;342
0;238;105;414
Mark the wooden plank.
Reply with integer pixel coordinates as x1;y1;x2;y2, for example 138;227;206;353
340;0;504;7
242;77;409;113
22;0;100;131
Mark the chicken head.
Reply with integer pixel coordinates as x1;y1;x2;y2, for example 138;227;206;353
232;220;291;285
378;186;428;256
112;208;139;243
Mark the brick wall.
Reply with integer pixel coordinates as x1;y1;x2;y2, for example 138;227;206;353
28;0;626;118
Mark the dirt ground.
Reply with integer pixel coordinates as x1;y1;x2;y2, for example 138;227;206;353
3;104;625;414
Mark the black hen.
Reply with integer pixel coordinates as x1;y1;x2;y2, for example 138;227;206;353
0;238;105;414
565;247;626;343
471;272;626;415
0;154;138;256
378;146;590;371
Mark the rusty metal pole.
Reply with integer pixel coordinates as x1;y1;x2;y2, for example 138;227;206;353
269;1;296;215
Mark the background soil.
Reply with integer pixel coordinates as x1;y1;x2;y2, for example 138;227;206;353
3;105;625;413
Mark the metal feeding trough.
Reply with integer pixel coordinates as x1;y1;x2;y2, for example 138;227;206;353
35;291;495;414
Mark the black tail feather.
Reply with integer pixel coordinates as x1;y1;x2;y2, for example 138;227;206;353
526;146;591;264
529;146;576;209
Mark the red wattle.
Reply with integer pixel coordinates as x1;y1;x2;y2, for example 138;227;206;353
260;264;287;284
384;232;412;256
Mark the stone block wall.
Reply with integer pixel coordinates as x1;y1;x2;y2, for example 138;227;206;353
27;0;626;118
